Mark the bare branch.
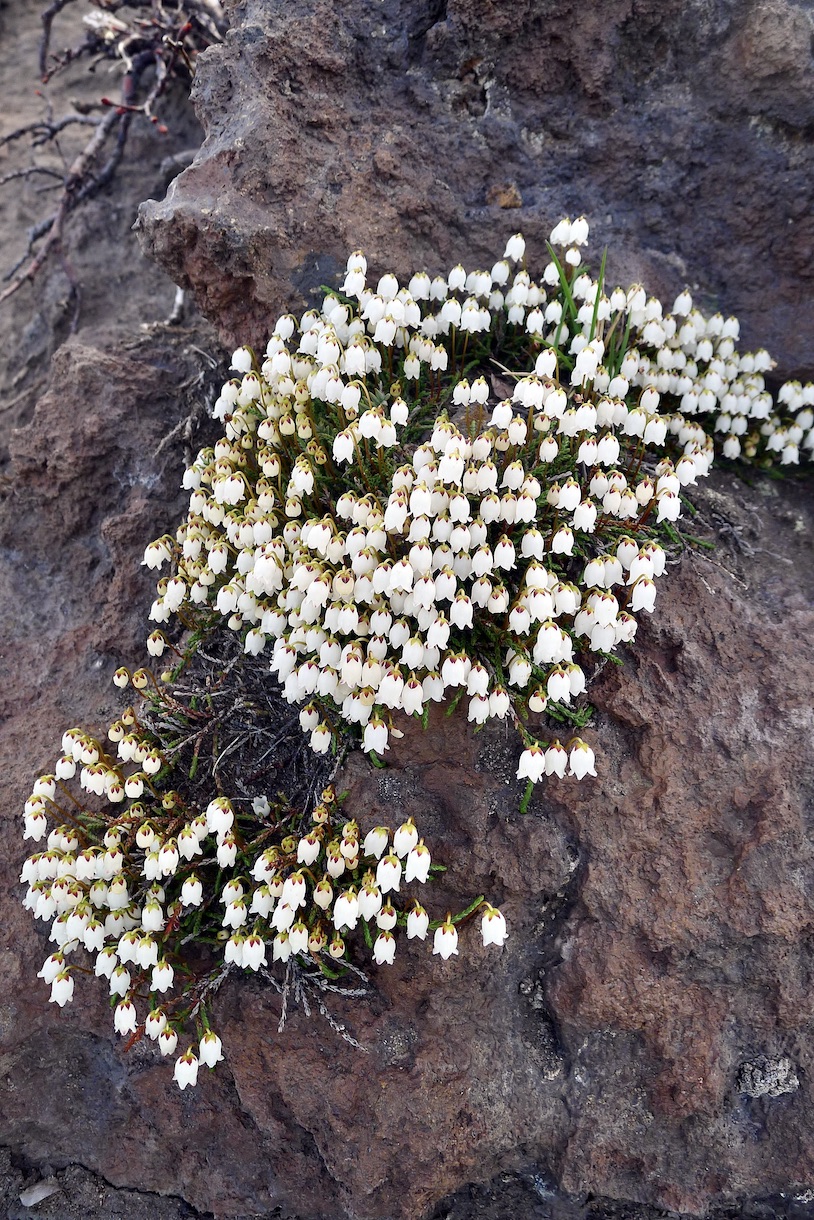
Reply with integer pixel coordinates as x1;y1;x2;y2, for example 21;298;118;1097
33;114;100;145
3;217;56;283
0;105;123;305
0;166;64;188
2;2;225;311
73;111;132;204
39;0;79;77
0;114;97;150
0;205;67;306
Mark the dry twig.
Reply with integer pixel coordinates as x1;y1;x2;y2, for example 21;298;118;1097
1;0;226;311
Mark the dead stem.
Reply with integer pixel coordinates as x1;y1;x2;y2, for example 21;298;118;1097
2;1;227;310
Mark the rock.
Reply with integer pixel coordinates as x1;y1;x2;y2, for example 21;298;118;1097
0;0;203;466
0;328;267;1220
132;14;814;1204
218;708;575;1220
18;1179;61;1208
4;1;814;1217
2;352;814;1218
207;469;814;1220
0;1147;212;1220
544;472;814;1215
0;330;215;726
738;1056;800;1099
6;443;805;1220
138;0;814;376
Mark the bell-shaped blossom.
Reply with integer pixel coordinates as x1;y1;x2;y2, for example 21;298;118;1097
373;931;396;965
199;1032;225;1068
432;917;459;960
569;739;597;779
393;819;419;858
49;970;74;1007
517;744;546;782
404;842;432;884
377;853;403;894
173;1048;199;1090
333;889;359;931
481;906;508;946
407;903;430;940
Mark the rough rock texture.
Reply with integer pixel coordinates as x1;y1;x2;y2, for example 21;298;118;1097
0;1146;210;1220
3;398;814;1220
212;471;814;1220
138;0;814;375
0;0;203;467
546;474;814;1214
3;1;814;1218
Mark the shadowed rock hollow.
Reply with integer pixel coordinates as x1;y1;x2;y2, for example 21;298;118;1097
2;0;814;1217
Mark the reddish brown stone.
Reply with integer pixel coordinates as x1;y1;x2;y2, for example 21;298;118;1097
3;1;814;1216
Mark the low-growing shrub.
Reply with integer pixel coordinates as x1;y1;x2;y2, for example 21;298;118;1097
20;219;813;1086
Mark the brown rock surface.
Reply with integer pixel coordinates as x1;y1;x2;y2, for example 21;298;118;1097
2;1;814;1218
5;378;813;1219
138;0;814;375
212;471;814;1220
550;474;814;1213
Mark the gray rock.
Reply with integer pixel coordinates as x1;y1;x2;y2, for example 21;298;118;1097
738;1055;800;1099
138;0;814;378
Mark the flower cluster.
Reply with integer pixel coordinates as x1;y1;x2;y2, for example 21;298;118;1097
21;216;812;1087
142;217;811;781
21;702;505;1087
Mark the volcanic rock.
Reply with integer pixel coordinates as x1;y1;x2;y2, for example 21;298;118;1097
138;0;814;376
3;1;814;1217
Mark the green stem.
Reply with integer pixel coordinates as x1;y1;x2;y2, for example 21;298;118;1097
589;247;608;343
450;895;486;925
546;243;577;324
